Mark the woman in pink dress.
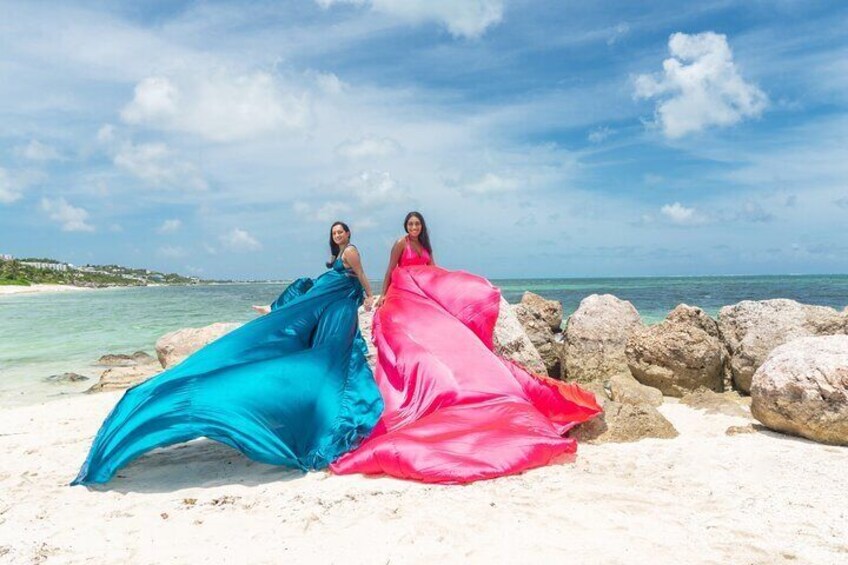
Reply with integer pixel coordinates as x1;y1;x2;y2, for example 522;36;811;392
330;212;601;484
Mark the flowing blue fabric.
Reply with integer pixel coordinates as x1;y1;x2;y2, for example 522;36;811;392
71;259;383;485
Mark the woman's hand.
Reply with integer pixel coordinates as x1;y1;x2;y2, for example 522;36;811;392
373;295;385;309
363;295;375;312
251;304;271;315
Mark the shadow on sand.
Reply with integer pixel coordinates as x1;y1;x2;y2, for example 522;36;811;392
87;439;307;494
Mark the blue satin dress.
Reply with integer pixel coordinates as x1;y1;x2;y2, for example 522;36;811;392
72;258;383;485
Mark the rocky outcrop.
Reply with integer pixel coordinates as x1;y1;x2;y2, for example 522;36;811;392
155;322;242;369
626;304;726;397
562;294;643;383
718;299;846;393
87;361;162;392
44;372;90;384
751;335;848;446
513;292;563;377
97;351;155;367
607;373;663;407
494;297;547;375
569;400;678;444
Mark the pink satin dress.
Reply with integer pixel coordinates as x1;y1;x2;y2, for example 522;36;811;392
331;238;601;483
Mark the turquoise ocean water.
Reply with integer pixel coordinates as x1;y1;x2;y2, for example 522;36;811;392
1;275;846;406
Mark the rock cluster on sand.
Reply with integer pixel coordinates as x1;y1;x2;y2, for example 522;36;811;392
513;292;563;377
76;290;848;450
718;299;847;393
750;335;848;446
626;304;727;397
87;354;161;393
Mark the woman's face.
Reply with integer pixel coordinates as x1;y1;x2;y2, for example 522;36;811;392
332;224;350;245
406;216;422;238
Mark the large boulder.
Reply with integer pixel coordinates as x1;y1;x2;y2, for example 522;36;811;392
562;294;643;383
155;322;242;369
751;335;848;446
514;292;563;377
607;373;663;407
718;299;846;393
626;304;726;397
493;297;547;375
569;400;678;444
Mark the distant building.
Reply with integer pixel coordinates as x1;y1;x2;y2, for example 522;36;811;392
21;261;69;272
0;253;12;261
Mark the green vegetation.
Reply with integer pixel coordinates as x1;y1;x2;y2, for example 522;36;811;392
0;258;206;287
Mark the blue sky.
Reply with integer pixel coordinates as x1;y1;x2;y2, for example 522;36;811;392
1;0;846;279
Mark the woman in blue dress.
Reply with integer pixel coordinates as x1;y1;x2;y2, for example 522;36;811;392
72;221;383;485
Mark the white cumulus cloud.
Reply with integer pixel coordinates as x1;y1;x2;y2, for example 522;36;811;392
316;0;504;39
40;197;95;232
114;141;207;190
635;32;768;138
157;219;182;233
344;170;403;205
219;228;261;252
660;202;705;225
121;72;311;142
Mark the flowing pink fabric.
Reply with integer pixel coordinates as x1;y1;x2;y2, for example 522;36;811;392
331;240;601;483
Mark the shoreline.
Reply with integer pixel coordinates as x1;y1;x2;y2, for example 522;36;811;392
0;284;100;297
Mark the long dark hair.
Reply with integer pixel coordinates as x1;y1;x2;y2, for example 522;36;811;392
326;221;351;268
404;211;432;254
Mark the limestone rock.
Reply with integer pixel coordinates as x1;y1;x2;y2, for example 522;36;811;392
44;372;90;384
514;293;563;377
569;400;678;443
97;351;155;367
519;291;563;331
751;335;848;446
607;373;663;407
562;294;643;383
493;297;547;375
626;304;726;397
718;299;846;393
155;322;242;369
87;361;162;392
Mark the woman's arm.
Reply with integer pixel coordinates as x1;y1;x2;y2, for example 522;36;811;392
376;239;404;307
342;247;373;307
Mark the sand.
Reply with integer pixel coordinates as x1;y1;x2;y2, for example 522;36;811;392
0;393;846;564
0;284;96;297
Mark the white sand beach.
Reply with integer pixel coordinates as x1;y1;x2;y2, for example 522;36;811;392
1;392;845;564
0;284;96;297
